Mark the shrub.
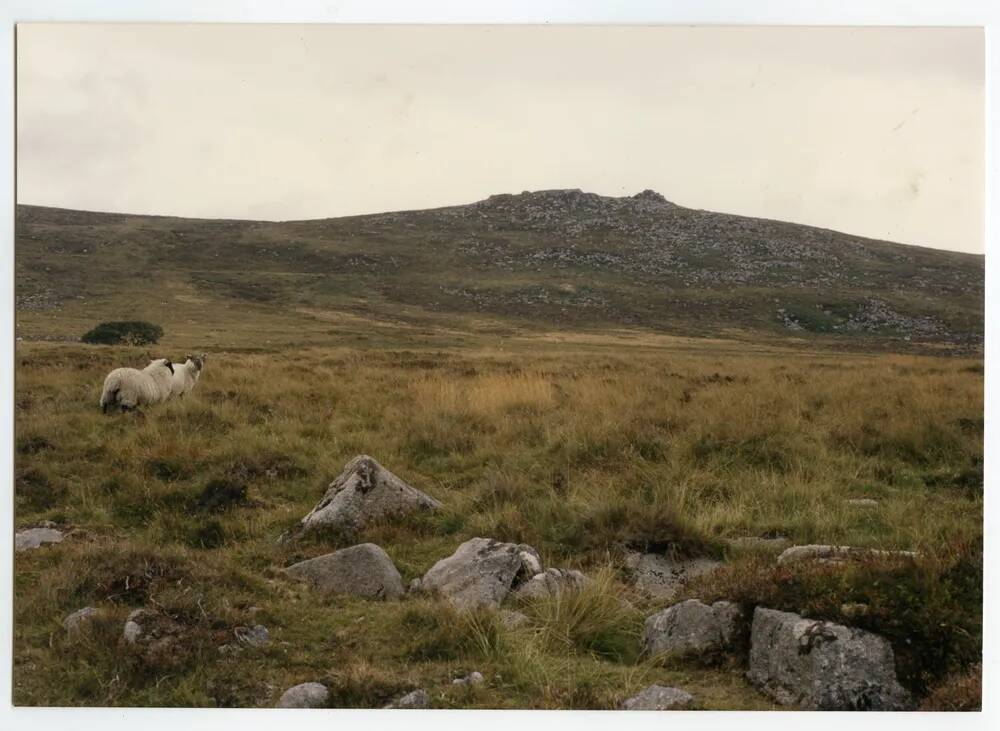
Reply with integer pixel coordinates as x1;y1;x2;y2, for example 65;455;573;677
81;321;163;346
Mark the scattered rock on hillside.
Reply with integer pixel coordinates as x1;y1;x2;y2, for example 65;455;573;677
15;527;64;552
63;606;102;633
625;552;722;600
384;689;430;709
644;599;745;658
621;684;695;710
776;544;918;565
452;671;484;686
282;455;441;540
277;682;329;709
512;567;590;601
234;624;270;647
285;543;404;600
746;607;913;710
419;538;542;610
121;608;190;667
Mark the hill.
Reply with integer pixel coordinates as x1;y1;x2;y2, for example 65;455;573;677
14;191;983;350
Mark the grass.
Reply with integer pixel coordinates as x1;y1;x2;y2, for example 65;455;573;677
12;323;983;708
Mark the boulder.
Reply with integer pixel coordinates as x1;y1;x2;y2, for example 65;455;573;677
64;606;101;633
776;545;918;565
15;527;64;552
512;568;590;601
746;607;913;710
625;552;721;600
285;543;404;600
419;538;542;610
284;455;440;539
643;599;744;658
621;685;694;710
277;682;329;709
384;689;430;709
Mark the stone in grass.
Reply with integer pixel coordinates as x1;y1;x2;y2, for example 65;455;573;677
285;543;405;600
746;607;913;710
64;607;102;633
643;599;745;658
452;671;484;686
499;609;531;628
234;624;270;647
511;567;590;601
621;685;695;710
776;545;918;565
384;689;431;709
283;455;441;539
419;538;542;610
15;527;64;552
625;552;722;601
276;682;329;709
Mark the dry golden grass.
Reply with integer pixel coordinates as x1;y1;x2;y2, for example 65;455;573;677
12;335;982;708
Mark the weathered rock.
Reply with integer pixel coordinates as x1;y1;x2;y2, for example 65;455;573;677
15;527;64;552
121;608;189;668
235;624;270;647
285;543;404;600
746;607;913;710
419;538;542;610
643;599;744;658
621;684;694;710
452;671;484;686
625;552;721;600
284;455;440;539
846;498;879;507
123;608;154;644
384;689;430;709
499;609;531;628
776;545;918;565
512;568;590;601
277;682;329;709
64;606;101;632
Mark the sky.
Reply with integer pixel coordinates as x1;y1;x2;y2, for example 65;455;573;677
16;24;985;253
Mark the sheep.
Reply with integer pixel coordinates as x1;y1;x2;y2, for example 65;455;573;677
169;352;207;399
100;358;175;413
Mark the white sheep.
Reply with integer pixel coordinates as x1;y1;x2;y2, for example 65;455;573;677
169;353;207;399
100;358;175;413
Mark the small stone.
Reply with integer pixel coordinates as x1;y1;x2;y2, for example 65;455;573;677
512;568;590;601
621;684;694;710
122;609;147;644
235;624;269;647
644;599;745;658
64;607;101;632
384;689;430;709
15;527;64;552
277;682;329;709
452;671;484;686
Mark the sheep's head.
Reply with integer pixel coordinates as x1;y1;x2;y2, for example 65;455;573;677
193;353;207;371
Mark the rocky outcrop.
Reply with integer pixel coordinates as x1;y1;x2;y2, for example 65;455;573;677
621;685;694;710
625;553;722;600
418;538;542;610
776;545;918;565
285;543;404;600
283;456;440;539
277;682;329;708
15;527;64;552
746;607;913;710
511;567;590;601
643;599;744;658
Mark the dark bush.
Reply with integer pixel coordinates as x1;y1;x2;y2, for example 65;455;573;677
81;321;163;346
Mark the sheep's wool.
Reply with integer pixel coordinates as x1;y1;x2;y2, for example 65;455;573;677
100;359;174;412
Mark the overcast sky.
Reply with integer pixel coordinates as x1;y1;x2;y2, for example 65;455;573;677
16;24;984;253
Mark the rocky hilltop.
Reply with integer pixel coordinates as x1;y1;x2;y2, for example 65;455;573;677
15;190;984;349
